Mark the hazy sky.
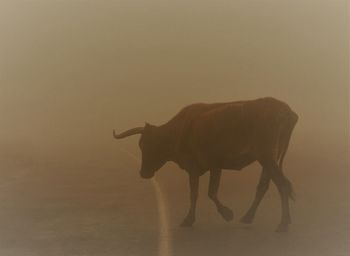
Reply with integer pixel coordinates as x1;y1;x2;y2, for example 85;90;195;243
0;0;348;160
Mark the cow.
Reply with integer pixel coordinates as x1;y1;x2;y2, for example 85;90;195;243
113;97;298;232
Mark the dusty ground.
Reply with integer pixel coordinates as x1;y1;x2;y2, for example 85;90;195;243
0;148;348;256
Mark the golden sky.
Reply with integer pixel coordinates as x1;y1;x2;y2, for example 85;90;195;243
0;0;348;160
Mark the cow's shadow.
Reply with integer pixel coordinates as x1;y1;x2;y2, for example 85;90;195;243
171;223;285;256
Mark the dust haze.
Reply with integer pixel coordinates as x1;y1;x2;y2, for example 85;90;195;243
0;1;349;256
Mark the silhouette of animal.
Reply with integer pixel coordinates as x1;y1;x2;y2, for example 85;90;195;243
113;97;298;232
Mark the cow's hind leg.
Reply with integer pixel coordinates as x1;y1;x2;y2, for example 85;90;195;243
240;169;270;224
263;160;292;232
180;173;199;227
208;169;233;221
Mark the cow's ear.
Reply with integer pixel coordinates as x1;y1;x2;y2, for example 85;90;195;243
144;122;156;134
144;122;152;133
145;122;155;129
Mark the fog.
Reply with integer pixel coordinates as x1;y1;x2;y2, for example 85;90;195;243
0;1;348;256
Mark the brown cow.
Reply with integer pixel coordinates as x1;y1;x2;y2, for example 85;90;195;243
113;97;298;232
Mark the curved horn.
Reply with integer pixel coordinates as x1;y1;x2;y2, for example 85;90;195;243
113;127;144;139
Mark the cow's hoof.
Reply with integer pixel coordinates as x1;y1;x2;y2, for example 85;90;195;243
180;216;195;227
275;223;289;232
219;206;234;222
240;213;254;224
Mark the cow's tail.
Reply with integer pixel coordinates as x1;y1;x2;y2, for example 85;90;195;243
278;111;298;201
278;111;298;170
284;177;295;201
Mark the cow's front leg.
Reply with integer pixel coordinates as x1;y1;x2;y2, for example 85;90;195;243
208;169;233;221
180;173;199;227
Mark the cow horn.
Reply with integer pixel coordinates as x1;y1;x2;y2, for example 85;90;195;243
113;127;144;139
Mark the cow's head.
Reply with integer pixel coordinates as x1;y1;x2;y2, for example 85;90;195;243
113;123;169;179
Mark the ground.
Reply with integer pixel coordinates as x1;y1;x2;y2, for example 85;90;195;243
0;150;348;256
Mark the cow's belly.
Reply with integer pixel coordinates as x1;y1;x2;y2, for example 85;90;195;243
192;134;257;171
219;153;256;170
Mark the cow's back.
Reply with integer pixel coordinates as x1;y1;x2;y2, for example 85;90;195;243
176;97;295;170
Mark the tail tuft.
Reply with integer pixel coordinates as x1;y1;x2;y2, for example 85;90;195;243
285;178;295;201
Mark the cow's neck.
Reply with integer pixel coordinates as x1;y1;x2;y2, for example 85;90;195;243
154;124;177;160
157;123;189;167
